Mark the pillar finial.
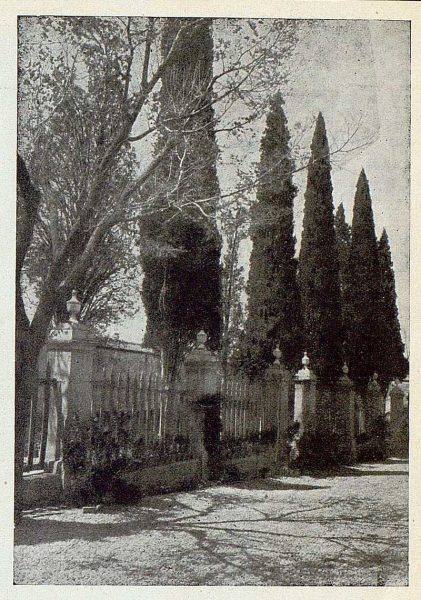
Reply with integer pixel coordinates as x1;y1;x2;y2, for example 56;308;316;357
295;351;314;381
66;289;81;324
196;329;208;349
273;344;282;365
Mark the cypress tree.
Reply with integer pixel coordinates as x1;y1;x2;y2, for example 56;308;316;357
298;113;343;381
334;203;352;360
139;18;222;377
377;229;408;388
240;93;302;377
347;169;382;389
334;203;352;296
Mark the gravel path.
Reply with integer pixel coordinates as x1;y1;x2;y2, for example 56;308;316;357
14;460;408;586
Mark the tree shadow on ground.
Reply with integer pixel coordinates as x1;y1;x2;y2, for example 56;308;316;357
308;466;408;479
351;469;408;476
15;460;409;585
15;491;408;586
228;478;330;491
14;492;336;547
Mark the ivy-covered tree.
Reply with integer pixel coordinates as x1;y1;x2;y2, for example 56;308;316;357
347;169;382;389
220;204;247;374
139;18;222;377
377;228;409;388
334;203;352;361
298;113;343;381
239;93;302;377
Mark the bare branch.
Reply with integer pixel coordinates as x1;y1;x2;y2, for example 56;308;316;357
127;124;156;143
122;17;134;101
141;17;155;90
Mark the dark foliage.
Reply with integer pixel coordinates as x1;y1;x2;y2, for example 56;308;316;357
334;203;352;361
221;427;278;460
356;415;389;462
239;93;302;377
62;410;194;505
298;113;343;381
347;170;382;390
294;427;343;470
376;229;409;389
220;206;247;372
139;18;222;377
390;416;409;459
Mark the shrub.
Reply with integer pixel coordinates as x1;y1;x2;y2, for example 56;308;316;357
294;427;342;470
356;415;390;462
391;418;409;458
220;428;277;460
91;470;142;505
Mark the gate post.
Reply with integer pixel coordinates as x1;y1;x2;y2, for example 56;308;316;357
293;352;317;434
267;345;292;465
389;380;407;457
183;330;221;481
365;372;384;433
43;291;96;481
335;364;357;463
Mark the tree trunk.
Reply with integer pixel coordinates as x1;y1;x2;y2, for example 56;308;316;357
15;321;46;522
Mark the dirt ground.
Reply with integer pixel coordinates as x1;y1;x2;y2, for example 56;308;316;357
14;460;408;586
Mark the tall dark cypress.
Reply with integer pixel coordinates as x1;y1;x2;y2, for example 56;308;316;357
347;169;382;389
139;18;222;377
240;93;302;377
334;203;352;361
298;113;343;381
377;229;408;389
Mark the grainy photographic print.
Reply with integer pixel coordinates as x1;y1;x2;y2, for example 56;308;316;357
13;5;411;589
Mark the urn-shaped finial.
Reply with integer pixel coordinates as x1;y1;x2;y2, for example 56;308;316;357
273;344;282;365
295;351;313;381
66;289;81;324
196;329;208;349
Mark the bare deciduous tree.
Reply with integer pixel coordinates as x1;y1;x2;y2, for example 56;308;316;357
16;16;300;519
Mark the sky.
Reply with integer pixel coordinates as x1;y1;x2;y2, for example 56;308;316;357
290;20;409;341
118;18;410;348
288;20;409;341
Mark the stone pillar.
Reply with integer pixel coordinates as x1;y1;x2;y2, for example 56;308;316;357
43;291;96;476
184;330;221;398
183;330;221;480
293;352;317;434
267;345;292;464
354;394;365;435
335;363;356;462
365;372;384;434
389;380;407;457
